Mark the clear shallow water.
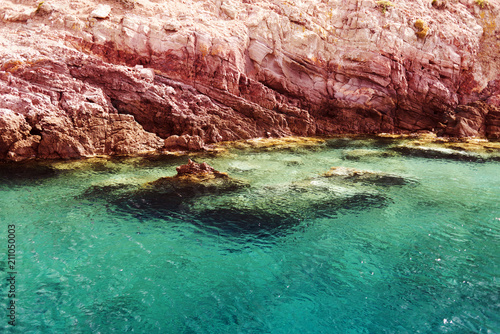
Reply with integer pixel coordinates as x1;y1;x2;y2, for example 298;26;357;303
0;138;499;333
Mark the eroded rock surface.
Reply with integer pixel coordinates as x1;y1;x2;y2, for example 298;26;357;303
1;0;500;160
147;159;248;196
322;166;414;186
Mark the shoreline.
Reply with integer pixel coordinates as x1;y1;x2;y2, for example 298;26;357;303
1;133;499;165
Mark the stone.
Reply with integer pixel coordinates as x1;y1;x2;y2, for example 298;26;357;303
442;101;494;138
175;159;219;176
391;144;487;162
3;9;34;22
135;65;155;81
164;135;205;151
6;137;40;162
90;5;111;19
147;159;249;196
322;167;413;186
221;1;238;20
35;2;57;16
414;19;429;39
163;20;181;32
0;109;31;157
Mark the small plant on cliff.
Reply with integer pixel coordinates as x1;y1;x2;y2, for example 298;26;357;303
474;0;488;9
376;0;394;14
35;1;44;14
414;19;429;39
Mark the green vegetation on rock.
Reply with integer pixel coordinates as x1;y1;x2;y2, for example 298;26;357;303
475;0;488;9
376;0;394;14
414;19;429;39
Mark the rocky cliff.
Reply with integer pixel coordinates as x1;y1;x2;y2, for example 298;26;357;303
1;0;499;160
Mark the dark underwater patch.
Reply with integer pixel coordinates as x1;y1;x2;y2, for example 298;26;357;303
0;162;60;185
106;182;390;238
325;136;398;150
76;183;137;201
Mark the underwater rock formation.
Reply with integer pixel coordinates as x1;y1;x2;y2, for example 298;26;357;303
147;159;249;196
391;143;488;161
341;148;397;161
386;134;500;161
175;159;220;176
110;161;419;235
1;0;500;160
118;173;392;235
322;166;413;186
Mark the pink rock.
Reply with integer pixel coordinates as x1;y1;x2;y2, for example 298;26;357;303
175;159;217;176
1;0;500;161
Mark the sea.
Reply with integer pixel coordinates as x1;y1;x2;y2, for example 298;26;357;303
0;137;498;333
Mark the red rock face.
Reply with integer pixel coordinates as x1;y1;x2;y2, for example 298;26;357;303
1;0;499;161
0;57;164;161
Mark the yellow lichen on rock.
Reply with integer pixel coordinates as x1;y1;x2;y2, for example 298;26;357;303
376;1;394;14
414;19;429;39
475;0;489;9
216;137;326;151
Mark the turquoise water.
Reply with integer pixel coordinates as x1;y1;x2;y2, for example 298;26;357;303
0;138;499;333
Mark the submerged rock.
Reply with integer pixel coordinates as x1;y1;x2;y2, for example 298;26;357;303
216;137;326;152
383;134;500;161
322;167;414;187
108;160;394;235
341;149;398;161
183;179;389;236
0;162;59;183
192;192;388;235
147;159;249;196
391;145;487;162
227;161;260;173
78;183;135;201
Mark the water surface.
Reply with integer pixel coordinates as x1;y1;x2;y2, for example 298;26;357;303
0;138;499;333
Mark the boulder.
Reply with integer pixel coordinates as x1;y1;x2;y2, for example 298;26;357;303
391;145;486;162
322;167;413;186
90;5;111;19
0;109;31;157
3;8;34;22
147;159;248;196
